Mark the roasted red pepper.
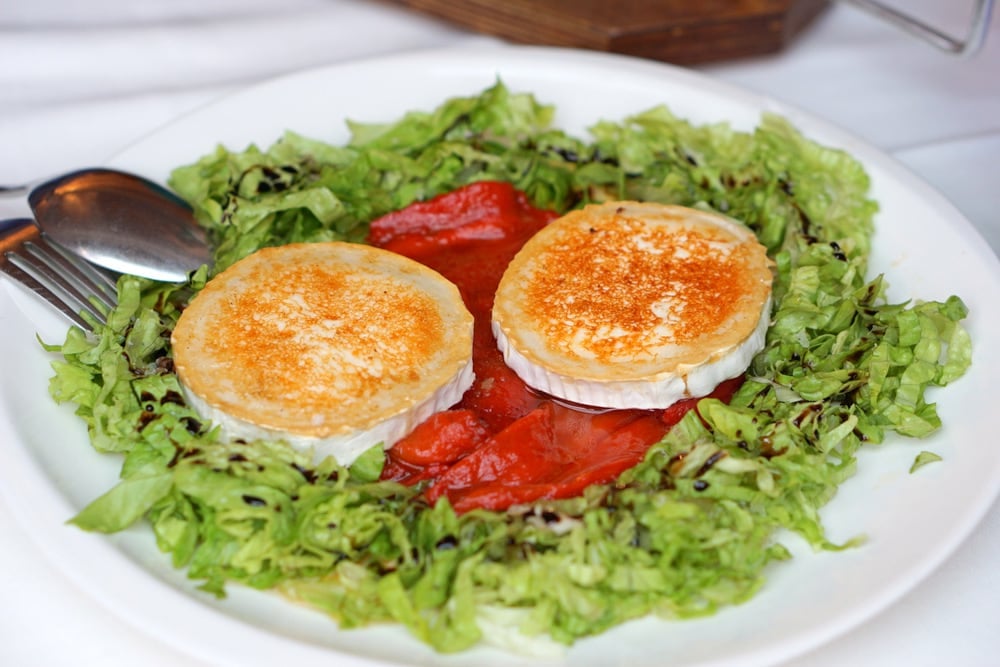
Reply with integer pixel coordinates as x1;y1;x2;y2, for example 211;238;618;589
369;182;742;512
387;409;490;467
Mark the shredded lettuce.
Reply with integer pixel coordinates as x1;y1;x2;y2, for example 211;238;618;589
910;450;944;473
47;82;971;652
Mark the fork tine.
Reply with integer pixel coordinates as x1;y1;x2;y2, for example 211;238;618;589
1;218;117;331
13;244;109;320
6;247;108;325
33;234;118;309
1;259;93;329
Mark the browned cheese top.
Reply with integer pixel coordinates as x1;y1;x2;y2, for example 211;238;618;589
492;202;773;380
171;242;473;436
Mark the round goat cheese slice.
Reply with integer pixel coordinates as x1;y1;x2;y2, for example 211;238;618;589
171;242;474;466
492;202;773;409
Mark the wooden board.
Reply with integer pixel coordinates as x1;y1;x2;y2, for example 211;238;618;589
380;0;830;65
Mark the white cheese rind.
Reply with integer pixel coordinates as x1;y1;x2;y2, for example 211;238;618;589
182;358;474;465
171;241;475;466
493;296;771;409
491;202;774;410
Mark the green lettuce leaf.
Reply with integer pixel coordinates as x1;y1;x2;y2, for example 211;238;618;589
46;81;971;652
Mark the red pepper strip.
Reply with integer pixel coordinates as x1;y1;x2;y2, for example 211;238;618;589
389;409;490;466
444;413;668;513
424;404;650;506
549;413;669;490
424;403;558;505
368;180;551;249
369;181;556;318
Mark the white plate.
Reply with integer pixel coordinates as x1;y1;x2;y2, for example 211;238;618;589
2;45;999;667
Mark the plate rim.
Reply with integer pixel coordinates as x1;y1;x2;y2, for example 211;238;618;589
2;43;999;667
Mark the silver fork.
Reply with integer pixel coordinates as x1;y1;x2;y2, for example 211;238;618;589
0;217;118;331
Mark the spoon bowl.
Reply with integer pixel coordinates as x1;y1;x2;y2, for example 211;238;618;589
28;168;212;282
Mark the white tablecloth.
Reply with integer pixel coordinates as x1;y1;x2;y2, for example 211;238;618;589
1;1;998;665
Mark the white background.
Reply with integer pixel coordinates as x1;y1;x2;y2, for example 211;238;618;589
1;1;998;665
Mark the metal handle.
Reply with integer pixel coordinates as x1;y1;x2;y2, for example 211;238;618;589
838;0;994;56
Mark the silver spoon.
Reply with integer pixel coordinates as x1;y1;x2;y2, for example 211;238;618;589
14;168;212;283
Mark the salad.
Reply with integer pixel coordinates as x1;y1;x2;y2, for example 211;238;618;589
47;82;971;654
